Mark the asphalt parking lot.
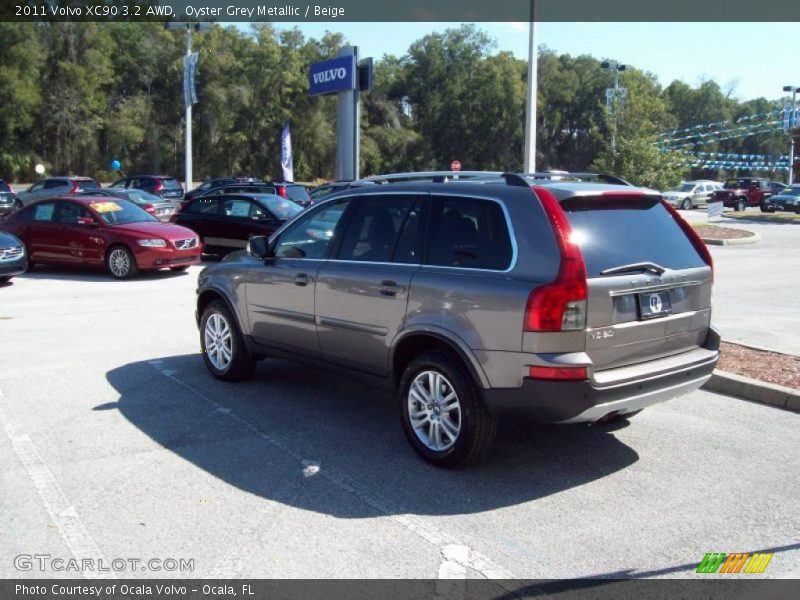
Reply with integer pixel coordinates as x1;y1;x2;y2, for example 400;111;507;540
1;258;799;580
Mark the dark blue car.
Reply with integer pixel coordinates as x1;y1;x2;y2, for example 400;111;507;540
0;231;27;283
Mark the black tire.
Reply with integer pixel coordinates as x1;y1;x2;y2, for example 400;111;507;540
399;351;497;468
200;299;256;382
106;245;139;279
0;276;10;284
170;265;190;272
736;198;746;212
681;198;692;210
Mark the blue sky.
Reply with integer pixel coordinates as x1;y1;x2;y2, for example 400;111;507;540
255;22;800;102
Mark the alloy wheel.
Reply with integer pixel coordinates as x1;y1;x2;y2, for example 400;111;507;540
407;370;462;451
204;313;233;371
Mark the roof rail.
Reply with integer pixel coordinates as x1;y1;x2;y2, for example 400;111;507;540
358;171;503;184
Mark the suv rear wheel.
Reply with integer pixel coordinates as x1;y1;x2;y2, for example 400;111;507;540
399;352;497;468
200;300;256;381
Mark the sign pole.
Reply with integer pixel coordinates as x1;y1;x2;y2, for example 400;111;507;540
335;46;359;181
523;6;537;174
185;25;192;192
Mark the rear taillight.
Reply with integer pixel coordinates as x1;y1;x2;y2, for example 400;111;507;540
69;181;80;194
276;185;287;198
143;204;156;215
154;181;163;192
524;186;588;332
660;199;714;281
528;366;587;381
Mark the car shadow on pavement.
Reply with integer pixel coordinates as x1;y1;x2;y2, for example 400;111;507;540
18;265;191;282
106;354;639;518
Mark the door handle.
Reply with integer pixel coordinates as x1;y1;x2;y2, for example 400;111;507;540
295;273;310;286
379;280;404;296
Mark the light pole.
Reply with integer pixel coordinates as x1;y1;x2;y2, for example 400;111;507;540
783;85;799;185
523;2;537;174
601;60;626;156
166;22;211;192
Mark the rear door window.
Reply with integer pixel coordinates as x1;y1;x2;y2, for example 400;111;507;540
285;185;311;203
337;195;417;262
425;196;512;270
561;196;706;276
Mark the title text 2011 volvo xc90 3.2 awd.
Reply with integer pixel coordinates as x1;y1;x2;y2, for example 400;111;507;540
195;173;720;467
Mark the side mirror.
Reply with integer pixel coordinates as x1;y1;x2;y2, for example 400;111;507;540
77;216;96;226
248;235;271;259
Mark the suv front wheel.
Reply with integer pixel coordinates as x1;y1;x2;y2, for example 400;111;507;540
399;352;497;468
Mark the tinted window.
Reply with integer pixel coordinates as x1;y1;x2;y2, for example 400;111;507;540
426;196;512;270
33;202;56;221
393;202;423;264
337;195;417;262
285;185;310;203
275;199;350;259
109;179;127;188
186;198;220;215
29;182;45;192
0;181;11;193
56;202;91;224
561;196;706;276
44;179;67;189
77;179;100;189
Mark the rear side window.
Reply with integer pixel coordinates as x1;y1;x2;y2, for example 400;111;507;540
561;196;706;276
426;196;512;270
44;180;67;189
77;179;100;189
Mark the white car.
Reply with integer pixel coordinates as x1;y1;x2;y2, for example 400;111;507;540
663;181;722;210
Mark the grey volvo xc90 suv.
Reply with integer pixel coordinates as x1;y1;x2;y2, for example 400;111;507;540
196;173;720;467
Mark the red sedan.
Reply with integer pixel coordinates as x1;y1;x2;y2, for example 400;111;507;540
0;196;202;279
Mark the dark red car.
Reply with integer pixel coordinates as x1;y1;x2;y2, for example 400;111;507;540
1;196;202;279
171;193;302;254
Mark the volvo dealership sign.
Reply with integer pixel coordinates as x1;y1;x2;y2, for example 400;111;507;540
309;55;356;96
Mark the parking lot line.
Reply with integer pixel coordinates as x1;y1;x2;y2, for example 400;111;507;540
0;388;109;579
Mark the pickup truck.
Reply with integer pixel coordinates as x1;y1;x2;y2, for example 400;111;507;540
710;177;773;212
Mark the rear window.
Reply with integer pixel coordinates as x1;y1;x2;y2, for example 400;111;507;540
77;179;100;189
561;196;706;277
285;185;310;202
160;178;183;189
725;178;752;188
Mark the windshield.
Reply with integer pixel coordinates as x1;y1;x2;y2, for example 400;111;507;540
161;178;183;189
674;183;695;192
253;195;303;220
89;200;157;225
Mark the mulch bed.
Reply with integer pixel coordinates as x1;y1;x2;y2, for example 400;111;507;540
692;224;755;240
718;341;800;390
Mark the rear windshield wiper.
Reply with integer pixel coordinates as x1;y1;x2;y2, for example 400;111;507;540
600;262;667;276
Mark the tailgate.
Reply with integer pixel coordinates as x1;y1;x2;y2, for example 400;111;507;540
562;194;713;371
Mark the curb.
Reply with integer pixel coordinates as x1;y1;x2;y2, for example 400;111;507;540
703;369;800;413
722;214;800;225
699;231;761;246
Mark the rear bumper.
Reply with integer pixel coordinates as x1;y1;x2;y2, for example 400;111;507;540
482;329;720;423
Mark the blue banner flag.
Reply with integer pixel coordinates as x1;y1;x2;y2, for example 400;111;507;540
183;52;199;109
281;123;294;183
